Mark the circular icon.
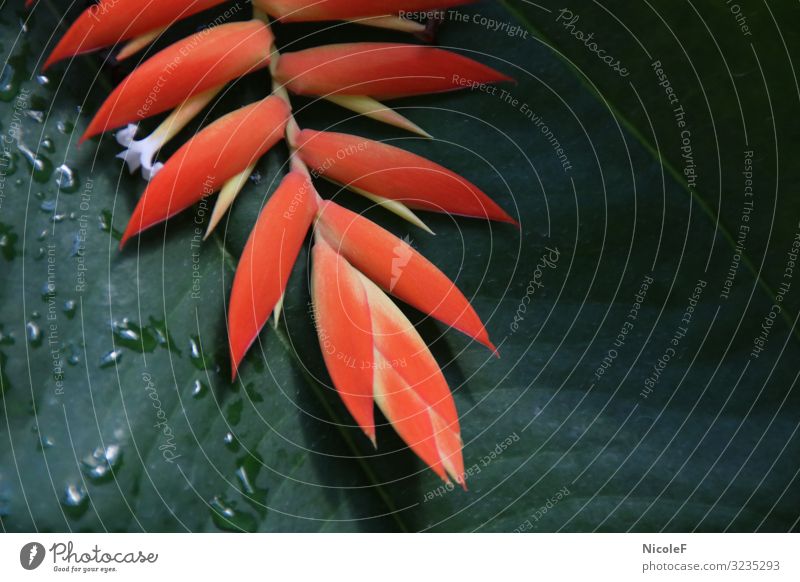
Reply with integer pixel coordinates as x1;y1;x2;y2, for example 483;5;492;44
19;542;46;570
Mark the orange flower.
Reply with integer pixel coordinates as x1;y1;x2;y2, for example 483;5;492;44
312;236;465;485
228;172;319;379
120;96;290;246
275;42;511;98
296;129;517;225
316;201;498;352
254;0;475;22
44;0;228;68
81;20;273;143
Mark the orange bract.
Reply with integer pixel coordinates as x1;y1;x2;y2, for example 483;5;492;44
228;172;318;379
121;96;290;246
275;42;512;98
44;0;228;69
254;0;476;22
296;129;517;225
82;20;273;142
311;236;465;485
316;201;497;353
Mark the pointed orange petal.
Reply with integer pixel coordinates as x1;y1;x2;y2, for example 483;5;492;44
360;274;465;485
228;172;318;378
317;201;496;353
311;237;376;442
255;0;475;21
296;129;516;225
120;96;289;246
275;43;512;98
44;0;227;69
81;20;273;142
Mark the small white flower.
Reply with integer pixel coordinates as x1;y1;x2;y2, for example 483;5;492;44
115;124;165;181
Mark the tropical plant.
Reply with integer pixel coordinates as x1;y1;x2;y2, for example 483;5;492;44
40;0;516;486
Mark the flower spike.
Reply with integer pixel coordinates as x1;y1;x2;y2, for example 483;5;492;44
81;20;273;143
311;237;377;443
253;0;476;22
311;235;465;484
44;0;228;69
316;200;497;353
229;172;318;378
364;273;465;486
295;129;517;225
120;96;290;246
274;42;512;99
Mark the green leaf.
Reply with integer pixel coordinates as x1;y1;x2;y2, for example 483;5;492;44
1;0;798;533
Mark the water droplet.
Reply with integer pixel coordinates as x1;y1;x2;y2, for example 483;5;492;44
25;109;44;123
112;318;157;353
99;349;123;368
55;164;78;193
0;151;16;176
80;445;122;482
37;228;47;242
236;453;268;515
36;74;49;86
37;435;55;450
17;143;53;183
98;209;122;240
40;199;57;213
51;212;67;223
57;120;74;135
148;316;180;354
26;321;42;348
61;483;89;518
0;222;19;261
223;432;239;452
41;280;55;300
40;137;55;153
0;62;19;102
249;171;262;184
188;336;208;370
67;343;81;366
63;299;77;319
209;495;257;532
191;379;207;399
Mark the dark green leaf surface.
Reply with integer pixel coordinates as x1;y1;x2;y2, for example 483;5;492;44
0;0;798;532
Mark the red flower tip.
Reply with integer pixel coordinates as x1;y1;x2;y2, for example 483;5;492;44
311;237;377;443
295;129;517;225
275;42;512;99
254;0;477;22
80;20;273;143
43;0;228;70
228;172;318;379
311;234;465;482
120;96;290;248
316;200;496;352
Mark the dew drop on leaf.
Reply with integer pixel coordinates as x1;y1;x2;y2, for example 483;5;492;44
55;164;78;193
62;299;76;319
99;349;123;368
26;321;41;347
81;445;122;482
209;495;257;532
61;483;89;518
191;379;207;399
